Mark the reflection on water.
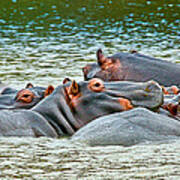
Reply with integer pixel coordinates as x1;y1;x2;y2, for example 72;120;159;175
0;0;179;87
0;0;180;178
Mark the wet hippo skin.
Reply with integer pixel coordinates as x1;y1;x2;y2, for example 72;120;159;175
83;49;180;87
0;83;54;110
72;108;180;146
0;79;163;137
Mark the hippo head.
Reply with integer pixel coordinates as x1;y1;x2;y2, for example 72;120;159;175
33;78;163;136
0;84;54;110
162;94;180;118
83;49;126;81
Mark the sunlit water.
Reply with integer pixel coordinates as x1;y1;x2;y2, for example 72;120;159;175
0;0;180;178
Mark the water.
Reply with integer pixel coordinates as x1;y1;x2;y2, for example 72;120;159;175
0;0;180;178
1;137;180;179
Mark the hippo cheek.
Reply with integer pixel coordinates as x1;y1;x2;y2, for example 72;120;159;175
68;95;134;126
0;97;40;110
13;97;41;109
94;70;112;82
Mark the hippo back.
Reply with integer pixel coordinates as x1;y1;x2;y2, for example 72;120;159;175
72;108;180;146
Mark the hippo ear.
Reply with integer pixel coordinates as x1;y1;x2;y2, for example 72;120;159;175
63;78;72;84
96;49;103;60
44;85;54;97
69;80;79;95
25;83;34;89
96;49;108;66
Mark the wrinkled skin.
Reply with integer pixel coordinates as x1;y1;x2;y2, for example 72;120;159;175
0;83;54;110
72;108;180;146
83;49;180;86
0;78;163;137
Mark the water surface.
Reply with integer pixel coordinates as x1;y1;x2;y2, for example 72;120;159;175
0;0;180;178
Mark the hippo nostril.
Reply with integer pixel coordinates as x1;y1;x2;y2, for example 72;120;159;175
145;81;159;92
145;86;152;92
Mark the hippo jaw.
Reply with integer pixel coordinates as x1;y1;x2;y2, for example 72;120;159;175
32;85;82;136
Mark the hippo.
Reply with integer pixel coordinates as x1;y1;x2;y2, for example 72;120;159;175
0;83;54;110
162;93;180;120
72;107;180;146
0;78;163;137
82;49;180;87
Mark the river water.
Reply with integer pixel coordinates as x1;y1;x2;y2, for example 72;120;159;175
0;0;180;179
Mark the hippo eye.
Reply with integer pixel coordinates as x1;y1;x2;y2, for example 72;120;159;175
94;82;101;87
88;78;104;92
16;89;34;103
23;94;31;98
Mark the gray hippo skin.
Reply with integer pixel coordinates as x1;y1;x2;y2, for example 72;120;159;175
0;79;163;137
83;49;180;87
72;108;180;146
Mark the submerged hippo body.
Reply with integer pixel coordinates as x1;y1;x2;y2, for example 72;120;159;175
83;49;180;87
72;108;180;146
0;83;54;110
0;79;163;137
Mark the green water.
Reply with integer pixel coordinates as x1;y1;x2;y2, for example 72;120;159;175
0;0;180;179
0;0;179;87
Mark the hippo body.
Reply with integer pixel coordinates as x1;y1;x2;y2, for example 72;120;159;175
0;79;163;137
83;50;180;87
72;108;180;146
0;110;57;137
